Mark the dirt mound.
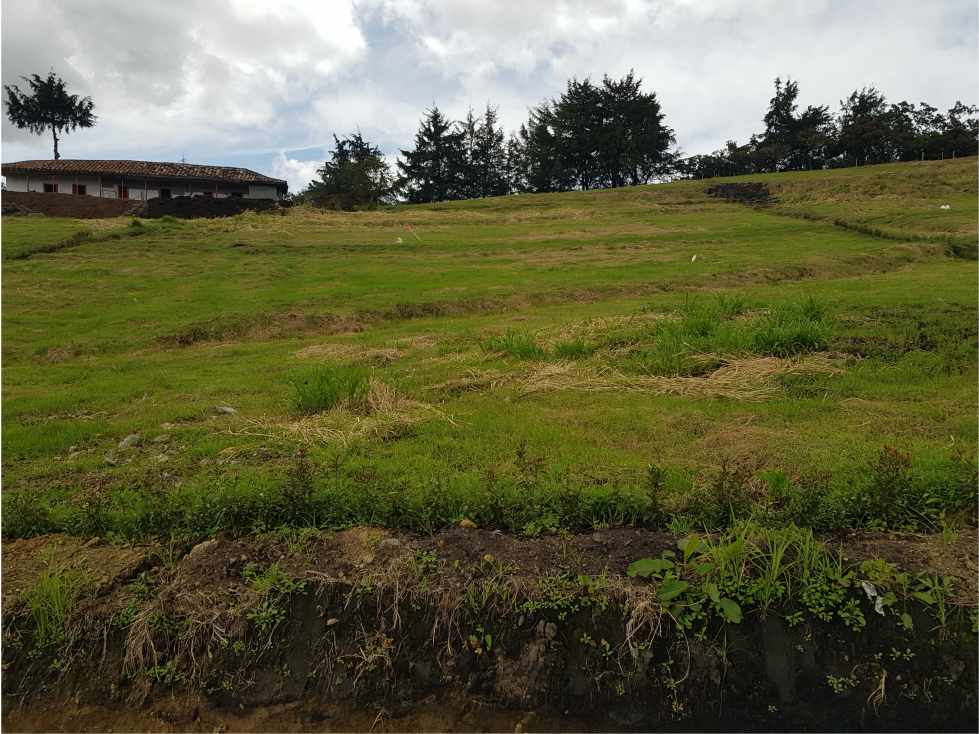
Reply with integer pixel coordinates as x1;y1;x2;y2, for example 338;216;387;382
1;191;136;219
312;194;366;211
705;181;773;205
129;195;288;220
1;199;40;216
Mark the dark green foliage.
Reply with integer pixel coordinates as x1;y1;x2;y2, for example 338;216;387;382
4;71;97;159
512;71;676;192
290;364;370;414
397;107;466;204
682;78;977;177
299;132;394;204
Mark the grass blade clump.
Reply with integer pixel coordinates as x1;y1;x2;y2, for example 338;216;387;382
553;337;596;360
22;566;89;646
754;297;832;355
482;329;546;360
290;364;370;414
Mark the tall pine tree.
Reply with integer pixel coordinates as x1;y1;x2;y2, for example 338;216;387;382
397;107;464;203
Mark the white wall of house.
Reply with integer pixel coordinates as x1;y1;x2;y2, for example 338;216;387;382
3;172;282;200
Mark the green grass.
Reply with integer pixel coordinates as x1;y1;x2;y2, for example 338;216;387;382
2;157;976;539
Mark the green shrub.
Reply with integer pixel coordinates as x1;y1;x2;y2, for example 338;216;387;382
290;364;370;414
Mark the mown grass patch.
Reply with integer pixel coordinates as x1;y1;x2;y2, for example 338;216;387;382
2;158;976;541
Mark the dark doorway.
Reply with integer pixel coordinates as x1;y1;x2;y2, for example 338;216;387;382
72;184;87;195
43;183;58;193
159;188;172;199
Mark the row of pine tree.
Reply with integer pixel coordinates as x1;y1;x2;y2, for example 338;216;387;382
299;74;977;204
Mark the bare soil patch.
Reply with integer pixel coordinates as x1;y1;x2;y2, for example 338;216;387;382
2;191;136;219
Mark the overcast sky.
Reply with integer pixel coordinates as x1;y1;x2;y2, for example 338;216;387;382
2;0;976;192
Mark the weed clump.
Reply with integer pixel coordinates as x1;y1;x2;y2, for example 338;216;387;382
482;329;546;360
22;566;90;646
290;364;370;414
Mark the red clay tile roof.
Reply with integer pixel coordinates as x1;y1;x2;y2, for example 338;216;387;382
0;159;286;185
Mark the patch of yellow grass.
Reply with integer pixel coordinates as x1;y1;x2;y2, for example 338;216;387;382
293;344;408;363
520;353;846;402
227;381;455;446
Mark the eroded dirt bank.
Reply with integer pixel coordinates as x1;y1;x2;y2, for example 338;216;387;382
3;527;977;732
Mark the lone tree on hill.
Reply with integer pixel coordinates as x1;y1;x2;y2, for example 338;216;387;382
307;131;394;204
4;71;97;160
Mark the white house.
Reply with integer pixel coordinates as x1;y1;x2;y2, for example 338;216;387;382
0;159;288;201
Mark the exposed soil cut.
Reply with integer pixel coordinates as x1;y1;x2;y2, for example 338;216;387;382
705;182;774;205
312;194;367;211
2;527;976;732
1;191;137;219
129;196;288;220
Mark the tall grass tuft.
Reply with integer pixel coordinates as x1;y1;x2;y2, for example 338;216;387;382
482;329;546;360
290;364;370;414
22;566;89;645
553;337;596;360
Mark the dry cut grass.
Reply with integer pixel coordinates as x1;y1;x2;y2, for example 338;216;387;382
227;380;456;446
520;352;847;402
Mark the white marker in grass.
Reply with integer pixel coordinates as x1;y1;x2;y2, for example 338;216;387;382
691;255;697;262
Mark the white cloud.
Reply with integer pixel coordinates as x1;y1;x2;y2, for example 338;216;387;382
270;152;324;192
2;0;975;177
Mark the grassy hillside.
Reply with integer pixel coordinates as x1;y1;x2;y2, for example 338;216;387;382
2;157;976;539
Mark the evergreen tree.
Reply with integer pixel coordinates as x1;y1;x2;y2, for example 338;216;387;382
4;71;97;160
306;131;393;203
472;104;510;197
836;87;910;165
511;101;567;193
397;107;465;203
756;77;833;171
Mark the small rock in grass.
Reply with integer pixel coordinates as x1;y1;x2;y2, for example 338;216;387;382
544;622;558;641
326;618;339;626
214;406;236;414
118;434;141;449
483;554;495;563
378;538;401;549
103;454;117;466
152;435;171;443
591;533;605;544
459;519;477;529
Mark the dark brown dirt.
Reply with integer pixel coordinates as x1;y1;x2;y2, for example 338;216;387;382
2;526;976;733
2;191;137;218
312;194;367;211
130;196;287;220
705;182;773;205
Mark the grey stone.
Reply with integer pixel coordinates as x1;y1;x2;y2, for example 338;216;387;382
378;538;402;548
214;406;236;414
118;434;141;449
591;533;605;544
152;435;171;443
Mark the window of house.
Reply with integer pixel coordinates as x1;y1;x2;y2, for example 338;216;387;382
159;188;172;199
203;191;213;198
72;184;87;195
230;191;243;198
117;185;129;199
43;183;58;193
